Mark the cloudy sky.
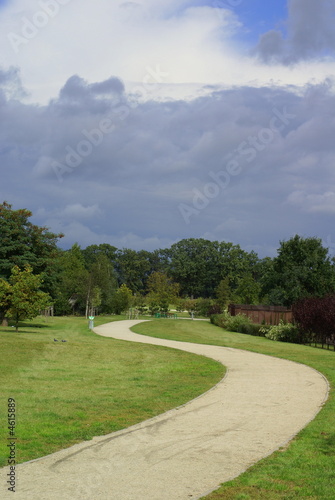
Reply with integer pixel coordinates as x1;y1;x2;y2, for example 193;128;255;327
1;0;335;257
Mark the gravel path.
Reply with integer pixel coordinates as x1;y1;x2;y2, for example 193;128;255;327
0;320;329;500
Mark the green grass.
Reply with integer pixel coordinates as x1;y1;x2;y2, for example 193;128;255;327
132;320;335;500
0;316;224;467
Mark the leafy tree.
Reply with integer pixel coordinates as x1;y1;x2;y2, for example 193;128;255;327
83;252;118;315
147;272;179;313
0;265;51;332
111;284;133;314
0;201;62;322
215;278;231;309
232;273;261;305
166;238;260;298
82;244;117;268
292;295;335;345
263;235;335;306
54;244;89;315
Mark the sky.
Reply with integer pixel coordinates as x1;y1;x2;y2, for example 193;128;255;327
1;0;335;258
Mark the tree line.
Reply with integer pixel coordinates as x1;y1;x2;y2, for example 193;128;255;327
1;201;335;324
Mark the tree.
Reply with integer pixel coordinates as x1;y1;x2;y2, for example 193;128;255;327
232;273;261;305
54;244;89;315
292;294;335;345
147;271;180;313
263;235;335;306
0;201;63;288
111;284;133;315
215;278;231;309
0;265;52;332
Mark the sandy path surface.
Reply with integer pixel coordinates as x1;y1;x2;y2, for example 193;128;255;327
0;320;329;500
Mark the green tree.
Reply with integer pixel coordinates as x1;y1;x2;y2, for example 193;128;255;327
232;273;261;305
111;284;133;314
0;265;52;332
54;244;89;315
166;238;259;298
147;271;180;313
215;277;231;309
0;201;62;322
263;235;335;306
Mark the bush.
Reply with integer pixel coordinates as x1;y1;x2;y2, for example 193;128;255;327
195;298;214;317
225;313;255;334
210;311;230;328
211;313;272;336
262;320;300;343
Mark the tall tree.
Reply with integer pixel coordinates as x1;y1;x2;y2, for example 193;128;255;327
0;201;62;322
54;244;89;315
147;271;180;312
263;235;335;306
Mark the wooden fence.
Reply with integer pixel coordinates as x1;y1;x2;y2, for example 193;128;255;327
228;304;292;325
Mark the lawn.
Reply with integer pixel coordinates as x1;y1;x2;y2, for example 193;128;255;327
131;319;335;499
0;316;224;467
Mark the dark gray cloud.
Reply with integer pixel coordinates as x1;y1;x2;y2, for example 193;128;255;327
254;0;335;65
1;67;335;257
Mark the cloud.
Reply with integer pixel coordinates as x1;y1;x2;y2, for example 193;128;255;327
254;0;335;65
2;64;335;257
287;191;335;214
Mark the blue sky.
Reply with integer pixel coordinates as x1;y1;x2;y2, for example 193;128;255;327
1;0;335;258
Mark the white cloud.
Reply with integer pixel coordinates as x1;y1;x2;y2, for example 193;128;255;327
287;191;335;214
1;0;335;105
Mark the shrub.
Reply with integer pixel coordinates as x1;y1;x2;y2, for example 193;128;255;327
210;311;230;328
195;298;215;317
262;320;300;343
292;295;335;344
225;313;255;334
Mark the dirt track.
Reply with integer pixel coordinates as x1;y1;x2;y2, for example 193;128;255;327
0;320;329;499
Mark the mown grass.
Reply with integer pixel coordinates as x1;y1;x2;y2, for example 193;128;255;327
132;319;335;500
0;316;224;467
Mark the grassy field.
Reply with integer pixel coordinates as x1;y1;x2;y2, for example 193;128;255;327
132;319;335;499
0;316;224;467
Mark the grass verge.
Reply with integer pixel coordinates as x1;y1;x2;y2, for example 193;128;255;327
132;319;335;499
0;316;224;467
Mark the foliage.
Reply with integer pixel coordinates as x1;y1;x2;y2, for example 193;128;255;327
260;320;300;343
0;201;62;321
210;312;256;335
166;238;259;298
215;277;231;309
262;235;335;306
195;298;216;317
231;273;261;305
53;244;89;315
111;284;133;314
0;265;52;331
147;271;179;313
292;294;335;345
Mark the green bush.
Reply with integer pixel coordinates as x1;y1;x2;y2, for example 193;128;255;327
225;313;255;334
210;311;230;328
261;320;300;343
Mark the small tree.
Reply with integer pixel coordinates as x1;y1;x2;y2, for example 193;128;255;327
147;272;179;313
111;284;133;315
215;277;231;310
0;265;52;332
292;295;335;345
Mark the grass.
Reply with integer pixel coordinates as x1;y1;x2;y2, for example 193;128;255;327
132;319;335;500
0;316;224;467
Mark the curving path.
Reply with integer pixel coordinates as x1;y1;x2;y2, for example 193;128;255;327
0;320;329;500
